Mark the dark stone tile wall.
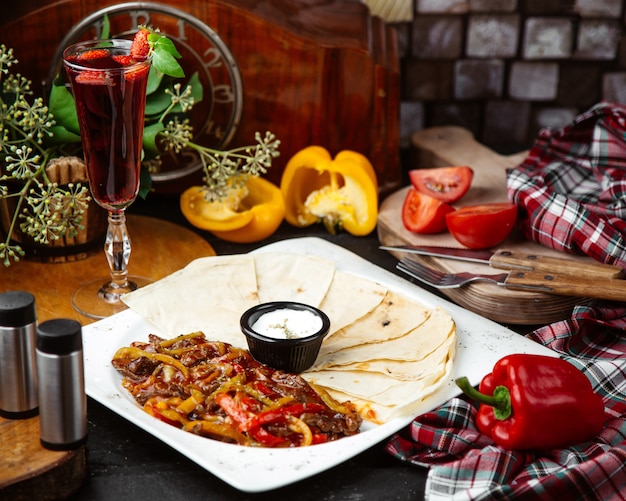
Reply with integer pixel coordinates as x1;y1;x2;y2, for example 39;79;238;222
382;0;626;153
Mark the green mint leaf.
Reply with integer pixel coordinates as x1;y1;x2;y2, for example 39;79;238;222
149;34;182;59
101;14;111;39
152;49;185;78
146;65;164;95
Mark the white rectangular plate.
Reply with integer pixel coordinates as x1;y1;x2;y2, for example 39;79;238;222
82;237;554;492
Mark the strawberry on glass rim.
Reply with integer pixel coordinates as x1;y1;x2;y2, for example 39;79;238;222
66;26;183;82
130;28;151;60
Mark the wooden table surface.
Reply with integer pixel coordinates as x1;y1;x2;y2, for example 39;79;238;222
2;214;216;325
0;214;215;499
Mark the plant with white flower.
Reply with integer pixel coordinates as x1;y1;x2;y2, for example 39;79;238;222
0;44;90;266
1;36;280;267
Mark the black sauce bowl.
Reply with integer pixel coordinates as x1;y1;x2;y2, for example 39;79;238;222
240;301;330;373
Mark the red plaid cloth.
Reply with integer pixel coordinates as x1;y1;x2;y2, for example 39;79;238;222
507;101;626;268
386;103;626;500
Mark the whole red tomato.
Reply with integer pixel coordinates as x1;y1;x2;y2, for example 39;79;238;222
402;188;455;234
446;203;517;248
408;166;473;203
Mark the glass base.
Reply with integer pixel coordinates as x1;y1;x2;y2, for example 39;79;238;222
71;275;152;320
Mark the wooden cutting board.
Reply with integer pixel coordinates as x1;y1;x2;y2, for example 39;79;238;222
378;126;596;325
0;215;215;498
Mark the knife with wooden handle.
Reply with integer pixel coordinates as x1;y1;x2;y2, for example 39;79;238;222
504;270;626;301
381;245;624;280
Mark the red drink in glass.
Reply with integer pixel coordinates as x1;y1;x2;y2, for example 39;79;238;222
63;38;152;319
64;40;150;211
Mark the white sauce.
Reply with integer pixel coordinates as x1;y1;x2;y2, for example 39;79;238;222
252;308;323;339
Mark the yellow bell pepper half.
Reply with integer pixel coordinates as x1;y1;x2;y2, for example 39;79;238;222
180;176;285;243
280;146;378;236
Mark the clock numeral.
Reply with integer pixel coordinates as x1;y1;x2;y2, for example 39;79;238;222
129;10;151;29
213;84;234;104
203;47;223;68
204;120;224;141
176;19;188;41
178;148;200;165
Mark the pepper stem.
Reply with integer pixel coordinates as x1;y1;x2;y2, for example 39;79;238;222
455;376;512;420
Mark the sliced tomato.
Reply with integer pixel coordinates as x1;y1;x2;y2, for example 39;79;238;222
402;188;455;234
409;166;473;203
446;203;517;249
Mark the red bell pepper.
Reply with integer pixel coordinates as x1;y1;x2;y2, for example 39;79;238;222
456;354;605;450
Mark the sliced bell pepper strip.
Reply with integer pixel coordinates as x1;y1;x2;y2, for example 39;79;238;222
456;354;605;450
215;392;289;447
113;346;189;378
215;392;253;424
286;416;313;447
239;402;326;433
180;176;285;243
184;419;250;444
280;146;378;236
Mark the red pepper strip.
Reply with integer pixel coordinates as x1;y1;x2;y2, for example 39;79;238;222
250;427;289;447
144;401;185;427
312;433;329;445
239;403;326;433
215;392;252;424
215;392;289;447
456;354;605;450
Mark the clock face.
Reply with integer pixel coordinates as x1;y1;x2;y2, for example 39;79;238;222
50;2;243;182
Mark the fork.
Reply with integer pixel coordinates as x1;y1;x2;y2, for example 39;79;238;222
398;258;511;289
396;257;626;301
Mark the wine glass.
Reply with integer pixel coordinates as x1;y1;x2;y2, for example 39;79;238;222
63;39;152;319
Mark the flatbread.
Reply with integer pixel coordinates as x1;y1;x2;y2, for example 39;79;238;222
318;290;431;356
305;345;450;403
305;343;456;424
318;270;387;334
311;307;454;370
121;255;259;346
254;252;335;307
315;334;456;381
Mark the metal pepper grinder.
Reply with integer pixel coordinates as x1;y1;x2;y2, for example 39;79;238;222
36;318;87;450
0;290;39;419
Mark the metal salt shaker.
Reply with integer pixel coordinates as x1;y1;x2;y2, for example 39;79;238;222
0;290;38;419
36;318;87;450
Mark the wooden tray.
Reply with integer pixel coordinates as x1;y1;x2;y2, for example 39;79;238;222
378;126;595;325
0;215;215;498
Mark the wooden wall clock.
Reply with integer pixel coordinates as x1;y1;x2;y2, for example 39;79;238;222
1;0;401;194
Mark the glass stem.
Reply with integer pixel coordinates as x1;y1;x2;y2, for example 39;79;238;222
100;211;137;303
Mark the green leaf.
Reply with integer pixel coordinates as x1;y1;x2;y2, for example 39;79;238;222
48;83;80;135
138;166;153;199
44;125;81;146
187;71;203;104
145;91;172;116
150;35;182;59
142;121;165;159
100;14;111;39
152;50;185;78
